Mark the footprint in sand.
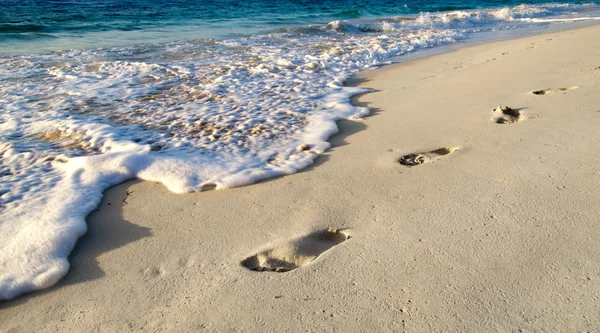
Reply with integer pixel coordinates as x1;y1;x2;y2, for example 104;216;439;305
491;105;523;124
532;86;577;95
398;147;458;167
242;228;351;273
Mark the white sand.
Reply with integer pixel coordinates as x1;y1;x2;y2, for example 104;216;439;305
2;25;600;332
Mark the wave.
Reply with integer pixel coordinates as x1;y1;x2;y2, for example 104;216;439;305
324;2;600;34
0;23;47;33
333;9;363;19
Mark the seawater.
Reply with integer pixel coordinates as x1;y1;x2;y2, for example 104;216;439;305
1;0;599;300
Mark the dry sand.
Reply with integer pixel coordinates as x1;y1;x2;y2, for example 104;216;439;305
2;24;600;332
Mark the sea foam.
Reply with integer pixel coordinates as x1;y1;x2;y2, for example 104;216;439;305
1;2;599;299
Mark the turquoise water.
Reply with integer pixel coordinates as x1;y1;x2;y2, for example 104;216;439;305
2;0;599;52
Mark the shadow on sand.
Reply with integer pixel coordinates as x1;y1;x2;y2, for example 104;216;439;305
0;179;152;309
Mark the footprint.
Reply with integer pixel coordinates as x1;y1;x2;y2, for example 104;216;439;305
532;87;577;95
242;228;351;273
398;147;458;167
491;105;523;124
201;183;217;191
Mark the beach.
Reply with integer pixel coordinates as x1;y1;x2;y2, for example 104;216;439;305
2;22;600;332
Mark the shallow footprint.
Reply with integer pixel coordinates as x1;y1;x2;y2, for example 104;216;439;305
532;86;577;95
491;105;523;124
398;147;458;167
242;228;351;273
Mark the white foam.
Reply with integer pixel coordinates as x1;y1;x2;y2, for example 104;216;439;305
1;2;598;299
518;16;600;23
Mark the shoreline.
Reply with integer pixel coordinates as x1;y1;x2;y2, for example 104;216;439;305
2;23;600;331
3;9;600;301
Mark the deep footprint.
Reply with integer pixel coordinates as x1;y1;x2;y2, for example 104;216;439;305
491;105;523;124
398;147;458;166
532;86;577;95
242;228;351;272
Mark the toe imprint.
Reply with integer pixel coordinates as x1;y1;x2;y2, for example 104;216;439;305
398;147;457;167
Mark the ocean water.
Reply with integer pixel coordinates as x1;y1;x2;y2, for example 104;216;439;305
1;0;600;300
